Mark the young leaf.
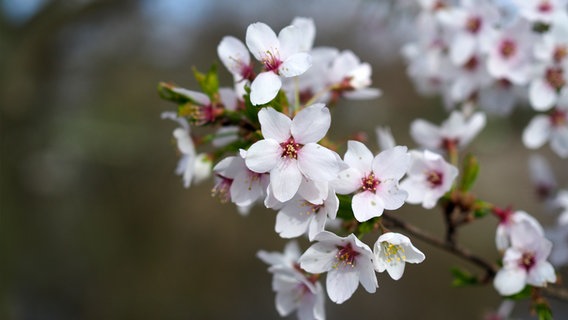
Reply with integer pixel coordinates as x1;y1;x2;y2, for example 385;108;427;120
459;154;479;192
450;267;478;287
193;64;219;99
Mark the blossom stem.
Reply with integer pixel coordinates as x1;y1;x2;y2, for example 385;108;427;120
304;84;334;106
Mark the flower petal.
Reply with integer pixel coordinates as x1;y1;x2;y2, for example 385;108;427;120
298;143;341;182
250;72;282;105
271;159;302;202
291;103;330;144
493;267;527;296
352;191;384;222
258;107;292;142
344;140;374;173
523;115;551;149
280;52;312;77
529;78;557;111
246;22;279;61
372;146;410;180
376;179;408;210
326;268;359;304
332;167;364;195
299;242;337;273
217;36;250;77
245;139;282;173
275;199;312;238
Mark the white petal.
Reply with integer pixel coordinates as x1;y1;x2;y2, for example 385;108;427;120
410;119;441;149
527;261;557;287
376;179;408;210
386;260;406;281
357;258;378;292
450;34;476;65
271;159;303;202
250;72;282;105
258;107;291;142
343;88;382;100
372;146;410;180
246;22;279;61
278;25;301;58
399;178;428;206
459;112;486;148
344;140;374;173
245;139;282;173
298;179;328;205
332;167;364;194
299;243;337;273
280;52;312;77
298;144;341;182
170;87;210;105
230;172;263;207
326;269;359;304
291;103;330;144
493;267;527;296
352;191;384;222
275;200;312;238
529;78;557;111
523;116;551;149
217;36;250;76
275;283;298;316
550;126;568;158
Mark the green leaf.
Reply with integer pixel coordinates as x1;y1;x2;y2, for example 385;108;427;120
336;194;354;220
473;200;492;218
504;285;531;300
356;218;377;238
193;64;219;99
535;301;553;320
450;267;478;287
459;154;479;192
157;82;192;104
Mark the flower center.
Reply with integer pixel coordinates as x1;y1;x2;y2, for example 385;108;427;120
538;0;552;12
335;243;359;268
300;200;323;215
361;172;380;192
263;51;283;73
280;138;302;159
550;108;567;127
545;67;566;91
553;46;567;64
499;39;517;59
381;242;406;264
520;252;536;271
466;16;482;34
463;56;479;71
426;170;444;187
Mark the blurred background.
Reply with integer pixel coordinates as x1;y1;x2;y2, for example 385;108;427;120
1;0;567;319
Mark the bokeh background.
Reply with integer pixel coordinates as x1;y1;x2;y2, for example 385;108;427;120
1;0;567;319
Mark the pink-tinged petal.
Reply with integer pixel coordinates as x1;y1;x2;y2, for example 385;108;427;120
372;146;410;180
217;36;250;77
344;140;374;173
299;242;337;273
523;115;551;149
352;191;384;222
527;261;557;287
258;107;292;142
170;87;210;105
275;200;311;238
280;52;312;77
326;268;359;304
291;103;330;144
493;267;527;296
245;139;281;173
410;120;441;149
550;126;568;158
332;167;363;194
376;179;408;210
529;78;557;111
357;258;378;292
298;143;341;182
250;72;282;105
271;159;302;202
245;22;279;61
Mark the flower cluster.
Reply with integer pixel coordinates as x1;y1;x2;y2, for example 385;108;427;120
158;10;565;320
403;0;568;157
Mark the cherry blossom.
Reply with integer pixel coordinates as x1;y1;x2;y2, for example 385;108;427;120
522;100;568;158
400;149;458;209
245;104;342;202
513;0;568;24
245;22;312;105
373;232;425;280
258;241;325;320
275;188;339;240
410;110;487;153
333;141;410;222
493;220;557;296
299;231;377;304
493;208;545;251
